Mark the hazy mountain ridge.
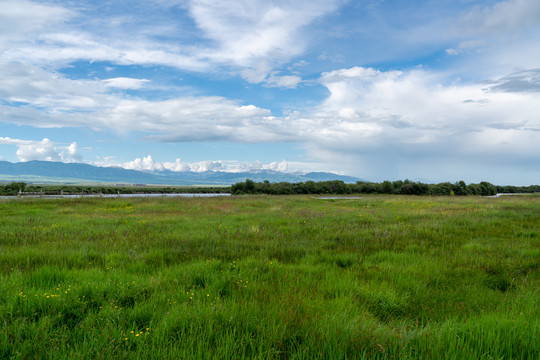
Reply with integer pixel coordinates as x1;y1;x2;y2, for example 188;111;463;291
0;161;362;185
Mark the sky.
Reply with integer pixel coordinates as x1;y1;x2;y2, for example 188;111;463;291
0;0;539;185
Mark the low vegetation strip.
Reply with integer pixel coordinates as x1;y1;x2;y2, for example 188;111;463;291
2;179;540;197
1;195;539;359
0;182;230;196
231;179;540;196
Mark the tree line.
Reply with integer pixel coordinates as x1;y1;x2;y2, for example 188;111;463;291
231;179;540;196
0;183;229;196
2;180;539;197
0;182;27;195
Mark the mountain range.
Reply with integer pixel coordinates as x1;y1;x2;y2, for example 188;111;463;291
0;161;362;185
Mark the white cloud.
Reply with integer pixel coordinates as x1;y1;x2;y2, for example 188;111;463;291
0;60;288;140
188;161;225;172
3;59;539;182
121;156;226;173
189;0;341;81
315;66;540;139
16;138;60;162
0;0;341;83
0;0;206;72
102;77;150;89
0;142;295;174
264;74;303;88
62;142;83;163
161;159;190;172
0;137;83;163
122;155;164;171
292;66;540;181
120;156;291;173
101;97;283;142
261;160;288;172
0;61;109;121
0;60;288;139
4;33;207;72
0;0;74;49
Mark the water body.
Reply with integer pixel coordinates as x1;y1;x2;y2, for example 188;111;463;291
1;193;230;200
486;193;528;198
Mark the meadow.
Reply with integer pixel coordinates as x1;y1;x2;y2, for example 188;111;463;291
1;195;539;359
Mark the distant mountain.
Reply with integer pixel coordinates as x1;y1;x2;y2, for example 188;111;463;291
299;172;360;183
0;161;362;185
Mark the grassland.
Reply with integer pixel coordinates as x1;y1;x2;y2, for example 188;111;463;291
1;195;539;359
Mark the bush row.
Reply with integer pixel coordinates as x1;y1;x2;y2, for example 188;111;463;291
231;179;540;196
0;183;230;196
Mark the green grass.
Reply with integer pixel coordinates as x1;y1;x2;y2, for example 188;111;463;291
1;195;539;359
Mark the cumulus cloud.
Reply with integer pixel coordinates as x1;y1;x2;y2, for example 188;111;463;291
0;137;83;163
120;155;290;173
315;66;540;138
122;155;164;171
261;160;289;172
292;66;540;181
62;142;83;163
16;138;60;162
121;156;224;172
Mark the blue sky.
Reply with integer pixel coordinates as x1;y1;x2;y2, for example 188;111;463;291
1;0;539;184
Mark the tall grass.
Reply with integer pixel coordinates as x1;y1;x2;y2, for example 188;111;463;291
1;195;539;358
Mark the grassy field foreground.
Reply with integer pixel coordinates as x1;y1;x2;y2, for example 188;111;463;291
1;195;539;359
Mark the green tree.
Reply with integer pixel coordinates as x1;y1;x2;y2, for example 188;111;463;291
479;181;497;196
381;181;394;194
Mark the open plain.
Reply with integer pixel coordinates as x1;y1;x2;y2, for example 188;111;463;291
1;195;539;359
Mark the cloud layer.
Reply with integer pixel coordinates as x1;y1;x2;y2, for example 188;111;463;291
2;63;539;181
1;0;342;85
1;0;540;184
304;66;540;180
0;137;82;163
